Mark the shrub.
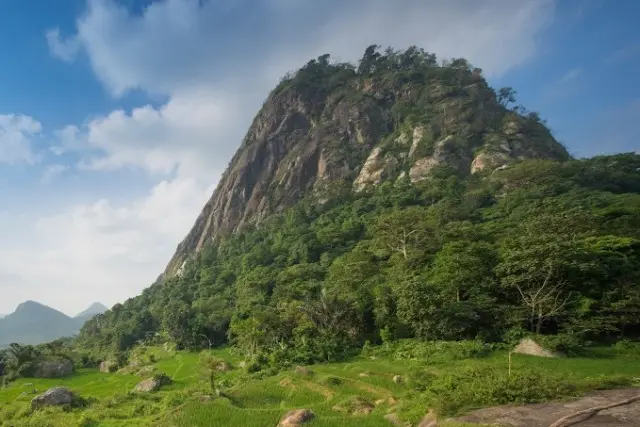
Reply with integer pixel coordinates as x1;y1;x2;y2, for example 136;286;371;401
363;339;492;362
407;369;437;392
421;367;581;416
534;334;585;356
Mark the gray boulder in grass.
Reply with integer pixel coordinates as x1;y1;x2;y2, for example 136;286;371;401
31;387;74;409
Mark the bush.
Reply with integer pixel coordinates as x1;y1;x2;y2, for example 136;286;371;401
363;339;492;362
407;369;437;392
534;334;585;356
421;367;581;416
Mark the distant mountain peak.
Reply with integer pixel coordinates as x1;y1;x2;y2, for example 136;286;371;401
0;300;80;346
15;300;54;313
75;302;108;319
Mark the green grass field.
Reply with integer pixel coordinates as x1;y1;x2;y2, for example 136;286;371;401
1;343;639;426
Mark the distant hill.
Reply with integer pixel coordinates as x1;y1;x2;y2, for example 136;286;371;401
74;302;108;322
0;301;106;346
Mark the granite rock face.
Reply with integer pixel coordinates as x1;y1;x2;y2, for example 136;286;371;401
162;48;570;278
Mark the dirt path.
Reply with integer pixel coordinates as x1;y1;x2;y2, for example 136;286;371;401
455;388;640;427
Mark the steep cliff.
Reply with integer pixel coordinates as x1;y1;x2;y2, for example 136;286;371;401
163;46;569;278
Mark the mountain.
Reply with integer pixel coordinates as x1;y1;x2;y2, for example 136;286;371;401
75;302;108;322
77;46;640;359
163;47;568;278
0;301;81;345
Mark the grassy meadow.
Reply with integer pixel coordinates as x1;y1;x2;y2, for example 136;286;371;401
1;342;640;426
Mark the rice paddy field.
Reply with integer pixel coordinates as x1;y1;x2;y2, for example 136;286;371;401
1;342;639;427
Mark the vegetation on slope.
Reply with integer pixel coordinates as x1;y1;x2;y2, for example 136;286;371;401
76;152;640;365
73;47;640;366
1;343;640;426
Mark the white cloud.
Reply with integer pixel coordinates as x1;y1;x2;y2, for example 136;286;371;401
0;0;559;314
46;28;80;62
0;177;214;314
51;0;556;97
0;114;41;165
59;90;243;180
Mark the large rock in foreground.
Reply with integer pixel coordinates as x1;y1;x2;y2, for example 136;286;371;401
278;409;315;426
31;387;74;410
513;338;560;358
33;359;74;378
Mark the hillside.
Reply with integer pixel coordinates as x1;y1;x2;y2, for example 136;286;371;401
2;344;640;426
77;46;640;362
0;301;106;346
163;46;569;279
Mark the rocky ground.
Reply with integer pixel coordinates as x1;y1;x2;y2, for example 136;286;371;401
455;388;640;427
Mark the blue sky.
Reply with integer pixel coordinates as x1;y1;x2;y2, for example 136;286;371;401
0;0;638;315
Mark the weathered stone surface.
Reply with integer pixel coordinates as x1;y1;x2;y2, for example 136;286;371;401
33;360;74;378
456;388;640;427
332;396;375;415
513;338;560;358
160;57;570;280
385;413;411;426
99;360;118;373
354;147;399;191
31;387;74;410
417;410;438;427
133;375;171;393
278;409;315;426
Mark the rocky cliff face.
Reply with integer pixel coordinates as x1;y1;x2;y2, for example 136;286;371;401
163;47;570;278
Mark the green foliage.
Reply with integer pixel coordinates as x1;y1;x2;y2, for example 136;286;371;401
363;339;492;362
420;367;581;416
73;44;640;370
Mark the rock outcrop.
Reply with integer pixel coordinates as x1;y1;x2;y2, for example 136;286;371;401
133;375;172;393
99;360;118;373
278;409;315;426
33;360;74;378
31;387;74;410
513;338;560;358
162;47;570;278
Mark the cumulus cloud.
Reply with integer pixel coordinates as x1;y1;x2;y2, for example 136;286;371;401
0;177;214;314
57;90;245;180
0;114;41;165
46;28;81;62
51;0;555;97
0;0;559;314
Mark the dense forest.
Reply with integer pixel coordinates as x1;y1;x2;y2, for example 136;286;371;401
74;46;640;367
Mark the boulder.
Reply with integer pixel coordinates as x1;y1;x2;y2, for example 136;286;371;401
33;359;74;378
133;375;171;393
31;387;74;410
417;410;438;427
295;366;312;376
99;360;118;373
513;338;559;358
392;375;403;384
385;413;410;426
278;409;315;426
332;396;374;415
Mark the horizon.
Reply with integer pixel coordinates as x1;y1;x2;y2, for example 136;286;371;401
0;0;639;314
0;300;108;318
